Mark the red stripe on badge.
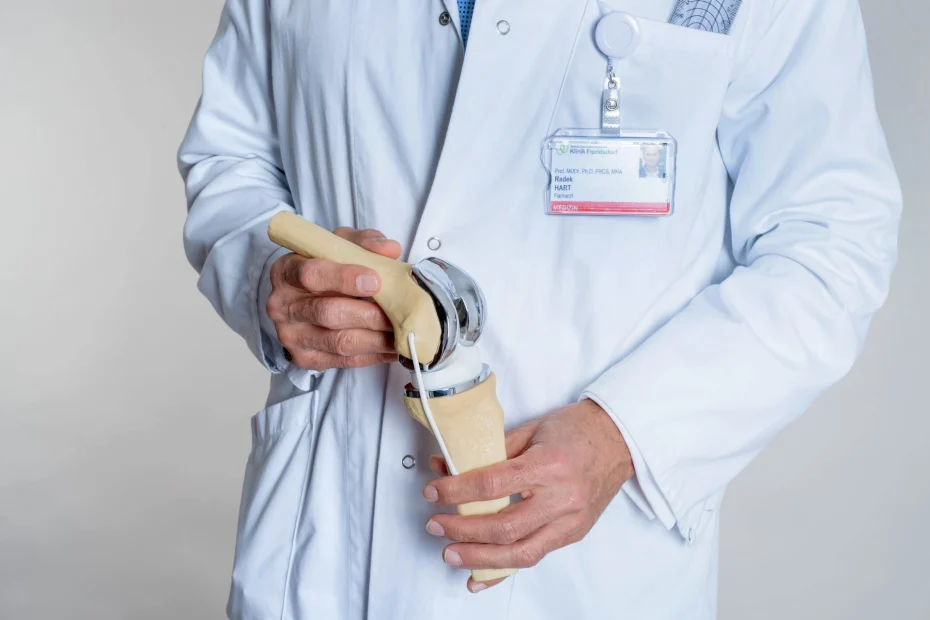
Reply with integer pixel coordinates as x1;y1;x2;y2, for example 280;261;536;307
550;201;671;215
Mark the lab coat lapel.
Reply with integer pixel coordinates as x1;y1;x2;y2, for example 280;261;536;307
410;0;592;245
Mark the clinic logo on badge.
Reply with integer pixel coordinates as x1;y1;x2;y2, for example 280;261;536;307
556;142;570;155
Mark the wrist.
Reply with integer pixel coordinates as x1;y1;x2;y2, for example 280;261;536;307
578;398;634;482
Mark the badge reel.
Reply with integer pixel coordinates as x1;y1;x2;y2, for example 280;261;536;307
545;12;677;216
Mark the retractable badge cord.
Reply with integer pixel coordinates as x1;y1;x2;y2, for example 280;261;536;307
544;10;677;216
594;11;641;131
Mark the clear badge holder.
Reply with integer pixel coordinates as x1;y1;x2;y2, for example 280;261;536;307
544;14;678;216
544;129;677;216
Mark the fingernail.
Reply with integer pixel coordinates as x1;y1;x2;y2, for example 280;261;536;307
426;520;444;537
470;582;487;593
356;275;379;293
444;549;463;567
423;485;438;503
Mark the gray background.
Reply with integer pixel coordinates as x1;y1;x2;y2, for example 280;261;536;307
0;1;926;618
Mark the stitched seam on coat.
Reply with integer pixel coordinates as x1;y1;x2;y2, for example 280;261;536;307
347;0;362;231
543;0;594;139
277;392;318;620
342;370;357;619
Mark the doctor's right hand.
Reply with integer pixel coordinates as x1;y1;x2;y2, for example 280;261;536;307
266;228;402;371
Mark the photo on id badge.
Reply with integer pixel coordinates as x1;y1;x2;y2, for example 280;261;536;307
546;132;676;216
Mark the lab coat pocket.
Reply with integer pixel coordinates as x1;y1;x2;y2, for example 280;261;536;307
615;17;736;200
552;13;735;203
636;16;738;53
227;390;319;620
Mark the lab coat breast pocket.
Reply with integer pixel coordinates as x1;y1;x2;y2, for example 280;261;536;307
227;390;319;619
553;15;736;207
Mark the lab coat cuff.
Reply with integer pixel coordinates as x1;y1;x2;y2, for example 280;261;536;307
581;391;677;531
258;246;320;392
257;245;290;370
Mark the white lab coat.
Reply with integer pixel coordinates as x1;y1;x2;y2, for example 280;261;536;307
179;0;901;618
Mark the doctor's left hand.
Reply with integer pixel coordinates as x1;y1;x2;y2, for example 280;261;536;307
423;399;633;593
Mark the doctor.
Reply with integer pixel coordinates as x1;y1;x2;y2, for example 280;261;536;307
179;1;901;618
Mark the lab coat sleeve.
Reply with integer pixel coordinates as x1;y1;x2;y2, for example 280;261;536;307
582;0;902;539
179;0;317;390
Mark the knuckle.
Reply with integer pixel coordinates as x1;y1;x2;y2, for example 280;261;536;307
517;544;544;568
294;328;317;351
312;298;342;328
298;260;323;291
448;526;472;543
285;298;305;323
477;475;502;499
276;325;296;347
544;446;572;478
565;491;587;513
495;520;521;545
358;303;380;328
332;331;358;356
266;296;285;322
510;458;539;484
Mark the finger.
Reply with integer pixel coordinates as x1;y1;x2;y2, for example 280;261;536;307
504;420;540;459
334;227;403;260
425;454;543;506
503;425;544;501
428;455;449;476
269;252;300;289
266;283;306;324
467;576;509;593
443;524;561;571
357;229;402;259
282;324;395;357
428;498;556;545
286;296;392;331
285;258;382;297
287;349;397;372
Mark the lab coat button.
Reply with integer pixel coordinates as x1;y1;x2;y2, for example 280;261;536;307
439;12;452;26
427;237;442;251
497;20;511;35
402;455;416;469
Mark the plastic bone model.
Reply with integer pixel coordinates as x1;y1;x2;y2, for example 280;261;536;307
269;212;516;582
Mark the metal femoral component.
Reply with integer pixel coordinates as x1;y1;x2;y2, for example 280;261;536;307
399;258;488;371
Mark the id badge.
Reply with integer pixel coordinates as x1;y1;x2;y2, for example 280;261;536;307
545;130;677;216
544;10;678;216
